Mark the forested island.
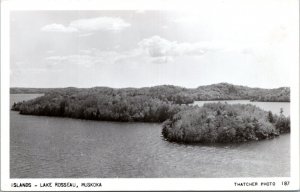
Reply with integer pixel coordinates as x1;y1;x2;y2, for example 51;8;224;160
162;103;290;143
11;83;290;143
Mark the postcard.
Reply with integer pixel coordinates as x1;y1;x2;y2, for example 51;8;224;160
1;0;299;191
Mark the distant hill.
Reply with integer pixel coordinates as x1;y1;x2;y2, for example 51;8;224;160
190;83;290;102
10;87;68;94
10;83;290;102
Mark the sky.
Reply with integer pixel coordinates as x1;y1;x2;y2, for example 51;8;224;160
10;0;299;88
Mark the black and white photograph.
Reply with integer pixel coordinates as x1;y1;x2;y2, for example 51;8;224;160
1;0;299;191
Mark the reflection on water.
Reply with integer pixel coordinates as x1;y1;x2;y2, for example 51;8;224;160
10;95;290;178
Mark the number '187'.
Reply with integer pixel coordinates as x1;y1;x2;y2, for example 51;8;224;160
282;181;290;186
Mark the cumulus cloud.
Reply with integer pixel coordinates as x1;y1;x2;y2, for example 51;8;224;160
41;17;131;33
138;36;224;58
138;36;268;63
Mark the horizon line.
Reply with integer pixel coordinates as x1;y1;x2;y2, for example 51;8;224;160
10;82;290;90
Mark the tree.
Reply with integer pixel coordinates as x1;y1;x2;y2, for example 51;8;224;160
268;111;274;123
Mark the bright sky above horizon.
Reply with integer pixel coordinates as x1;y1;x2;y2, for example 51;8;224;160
10;0;299;88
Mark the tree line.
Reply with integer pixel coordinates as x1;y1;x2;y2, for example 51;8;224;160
11;83;290;102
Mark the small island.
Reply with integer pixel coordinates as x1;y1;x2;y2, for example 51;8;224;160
11;83;290;143
162;103;290;143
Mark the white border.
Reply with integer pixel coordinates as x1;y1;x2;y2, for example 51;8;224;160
1;0;299;191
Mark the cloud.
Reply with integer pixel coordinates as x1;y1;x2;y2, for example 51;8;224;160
138;36;174;57
41;23;78;33
43;36;269;69
138;36;209;63
138;36;221;58
138;36;273;64
45;55;98;68
44;49;142;69
41;17;131;33
69;17;131;32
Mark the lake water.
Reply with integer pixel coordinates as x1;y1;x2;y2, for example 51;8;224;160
10;94;290;178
